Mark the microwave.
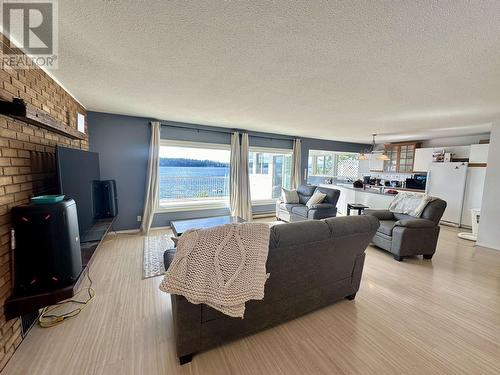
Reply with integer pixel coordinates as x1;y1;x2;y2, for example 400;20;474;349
406;175;427;190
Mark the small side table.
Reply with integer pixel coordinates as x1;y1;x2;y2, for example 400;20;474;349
347;203;369;216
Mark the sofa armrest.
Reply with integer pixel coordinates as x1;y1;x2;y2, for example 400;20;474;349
394;219;435;228
164;252;202;358
171;295;202;358
164;249;176;270
309;203;335;210
364;209;395;220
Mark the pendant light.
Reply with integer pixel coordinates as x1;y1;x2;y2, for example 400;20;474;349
374;134;390;161
357;134;390;161
358;152;369;160
357;135;373;160
377;151;390;161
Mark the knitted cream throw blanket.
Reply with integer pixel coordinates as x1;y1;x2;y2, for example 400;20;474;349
389;192;436;217
159;223;271;318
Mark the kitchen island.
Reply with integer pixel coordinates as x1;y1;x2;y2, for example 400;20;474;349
319;183;424;216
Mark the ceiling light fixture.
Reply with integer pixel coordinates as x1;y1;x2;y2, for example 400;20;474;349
358;152;369;160
358;134;390;161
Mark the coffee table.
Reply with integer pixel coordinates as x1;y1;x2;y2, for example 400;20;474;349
171;215;245;237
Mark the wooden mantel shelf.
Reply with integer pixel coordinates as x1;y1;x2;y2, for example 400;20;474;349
0;91;85;140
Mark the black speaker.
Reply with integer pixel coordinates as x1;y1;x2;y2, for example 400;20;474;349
12;199;82;295
93;180;118;219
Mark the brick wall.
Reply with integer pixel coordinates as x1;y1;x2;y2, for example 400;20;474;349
0;33;87;370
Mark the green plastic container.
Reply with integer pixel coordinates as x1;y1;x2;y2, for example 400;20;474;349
31;195;65;204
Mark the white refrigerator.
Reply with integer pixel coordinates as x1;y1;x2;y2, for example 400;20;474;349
426;162;468;226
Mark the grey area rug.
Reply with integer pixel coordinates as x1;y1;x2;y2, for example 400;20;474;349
143;235;175;279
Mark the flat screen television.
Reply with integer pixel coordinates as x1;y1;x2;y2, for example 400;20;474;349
56;146;100;241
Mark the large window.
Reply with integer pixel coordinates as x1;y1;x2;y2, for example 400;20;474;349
248;148;292;203
158;140;230;210
308;151;359;179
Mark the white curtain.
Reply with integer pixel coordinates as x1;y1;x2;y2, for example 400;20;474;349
141;121;161;234
230;132;253;221
291;138;302;189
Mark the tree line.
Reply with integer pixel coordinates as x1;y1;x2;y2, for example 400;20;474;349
159;158;229;168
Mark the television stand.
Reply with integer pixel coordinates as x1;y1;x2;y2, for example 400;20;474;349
80;218;116;266
4;217;115;320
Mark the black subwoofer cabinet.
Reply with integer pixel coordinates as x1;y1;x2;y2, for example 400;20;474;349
12;199;82;295
93;179;118;218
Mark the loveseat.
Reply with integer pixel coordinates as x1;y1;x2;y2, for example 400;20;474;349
164;215;379;364
275;185;340;222
364;198;447;261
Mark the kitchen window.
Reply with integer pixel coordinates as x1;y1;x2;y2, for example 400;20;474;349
308;151;359;179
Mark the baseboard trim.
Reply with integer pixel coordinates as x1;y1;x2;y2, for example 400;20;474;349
109;225;172;235
253;213;275;219
440;221;460;228
150;225;171;231
108;229;140;235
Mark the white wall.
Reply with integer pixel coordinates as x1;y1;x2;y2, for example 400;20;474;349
421;133;490;148
477;123;500;250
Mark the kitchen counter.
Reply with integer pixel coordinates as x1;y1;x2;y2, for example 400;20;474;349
319;183;424;215
319;183;425;196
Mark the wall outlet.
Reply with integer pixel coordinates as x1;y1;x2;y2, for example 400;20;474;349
137;215;142;222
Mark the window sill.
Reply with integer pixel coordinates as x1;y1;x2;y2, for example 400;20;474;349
252;199;278;206
156;199;230;213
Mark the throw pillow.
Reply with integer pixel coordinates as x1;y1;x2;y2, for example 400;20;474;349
281;188;299;204
306;191;327;208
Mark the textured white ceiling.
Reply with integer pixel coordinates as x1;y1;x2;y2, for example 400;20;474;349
54;1;500;142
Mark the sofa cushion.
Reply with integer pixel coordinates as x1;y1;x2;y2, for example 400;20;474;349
291;205;309;217
316;187;341;206
308;203;334;210
393;212;414;221
297;185;317;205
377;220;396;236
279;203;302;212
324;215;380;237
308;207;337;220
269;220;331;249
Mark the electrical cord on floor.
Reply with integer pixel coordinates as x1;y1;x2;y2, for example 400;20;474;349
38;268;96;328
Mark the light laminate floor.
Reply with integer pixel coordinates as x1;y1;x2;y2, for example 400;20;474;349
3;224;500;374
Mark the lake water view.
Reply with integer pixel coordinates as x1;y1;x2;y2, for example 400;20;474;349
159;166;230;200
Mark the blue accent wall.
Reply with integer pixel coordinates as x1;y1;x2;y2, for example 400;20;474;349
88;111;368;230
88;112;150;231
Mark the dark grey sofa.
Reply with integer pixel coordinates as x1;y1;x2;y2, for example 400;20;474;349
364;198;447;261
164;215;379;364
276;185;340;222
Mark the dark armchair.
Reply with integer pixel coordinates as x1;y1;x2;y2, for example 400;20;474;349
276;185;340;222
364;198;447;261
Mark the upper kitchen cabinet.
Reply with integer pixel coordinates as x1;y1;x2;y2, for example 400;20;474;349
469;144;489;164
398;143;416;172
383;142;420;173
413;147;436;172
